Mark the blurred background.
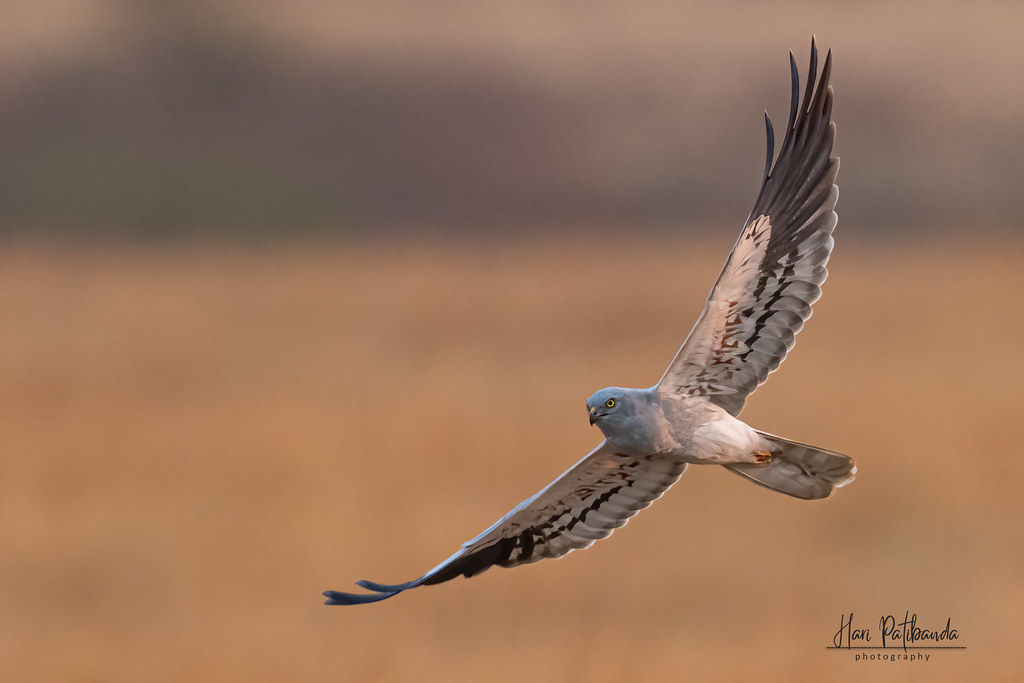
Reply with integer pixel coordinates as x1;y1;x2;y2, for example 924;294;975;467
1;1;1022;681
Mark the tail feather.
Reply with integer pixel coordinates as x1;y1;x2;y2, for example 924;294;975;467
726;430;855;500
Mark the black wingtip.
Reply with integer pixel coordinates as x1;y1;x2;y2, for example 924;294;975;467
745;37;836;230
323;575;427;605
803;40;818;114
323;588;403;605
788;53;800;128
762;111;775;181
356;578;422;592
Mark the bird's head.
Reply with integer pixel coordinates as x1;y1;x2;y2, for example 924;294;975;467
586;387;649;437
586;387;621;426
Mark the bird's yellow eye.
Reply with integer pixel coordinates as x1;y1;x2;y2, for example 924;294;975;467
605;399;616;408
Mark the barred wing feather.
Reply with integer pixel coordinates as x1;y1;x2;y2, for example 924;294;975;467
657;41;839;417
323;442;686;604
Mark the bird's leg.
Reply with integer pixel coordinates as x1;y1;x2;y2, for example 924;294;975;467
752;449;774;464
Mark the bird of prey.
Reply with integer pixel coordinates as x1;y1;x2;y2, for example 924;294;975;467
325;38;854;606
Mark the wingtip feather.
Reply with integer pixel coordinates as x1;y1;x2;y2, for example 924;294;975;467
323;588;403;605
356;578;422;592
323;575;427;605
803;43;818;114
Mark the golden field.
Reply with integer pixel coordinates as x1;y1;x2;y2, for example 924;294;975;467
1;235;1022;681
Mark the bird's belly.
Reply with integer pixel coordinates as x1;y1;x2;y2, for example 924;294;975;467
665;408;769;464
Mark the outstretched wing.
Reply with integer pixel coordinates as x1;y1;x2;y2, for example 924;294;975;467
324;442;686;605
657;39;839;416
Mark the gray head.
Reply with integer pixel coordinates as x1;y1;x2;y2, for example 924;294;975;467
585;386;650;438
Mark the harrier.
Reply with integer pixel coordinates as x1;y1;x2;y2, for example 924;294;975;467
325;38;853;605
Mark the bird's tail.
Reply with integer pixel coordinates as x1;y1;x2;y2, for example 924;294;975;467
725;431;855;500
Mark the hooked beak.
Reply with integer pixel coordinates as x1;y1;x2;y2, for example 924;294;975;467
588;406;600;426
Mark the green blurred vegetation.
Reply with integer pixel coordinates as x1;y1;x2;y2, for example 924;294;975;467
1;1;1022;239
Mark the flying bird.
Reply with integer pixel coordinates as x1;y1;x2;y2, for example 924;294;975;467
325;39;854;606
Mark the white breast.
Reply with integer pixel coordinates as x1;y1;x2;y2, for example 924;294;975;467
690;409;768;464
